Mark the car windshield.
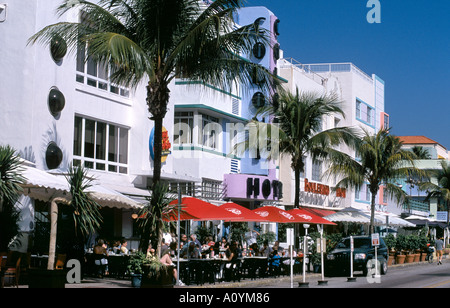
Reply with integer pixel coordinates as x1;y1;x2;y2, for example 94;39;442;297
337;238;371;249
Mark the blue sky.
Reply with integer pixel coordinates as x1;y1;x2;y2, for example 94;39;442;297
245;0;450;150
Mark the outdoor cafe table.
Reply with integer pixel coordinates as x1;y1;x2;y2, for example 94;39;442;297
173;256;273;285
85;252;129;278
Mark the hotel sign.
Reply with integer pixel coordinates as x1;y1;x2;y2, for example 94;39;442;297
304;178;346;198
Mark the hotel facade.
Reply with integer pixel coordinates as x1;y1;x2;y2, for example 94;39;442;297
0;1;283;249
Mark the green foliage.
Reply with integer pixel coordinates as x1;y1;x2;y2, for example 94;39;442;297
0;145;25;251
257;231;276;247
127;251;149;275
326;232;343;253
65;164;103;238
384;234;397;250
137;182;175;253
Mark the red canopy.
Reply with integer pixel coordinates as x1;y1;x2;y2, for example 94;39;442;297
252;206;304;223
219;202;270;222
288;208;336;225
168;197;245;221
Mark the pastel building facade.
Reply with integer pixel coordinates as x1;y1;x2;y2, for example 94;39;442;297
0;1;281;247
277;58;390;213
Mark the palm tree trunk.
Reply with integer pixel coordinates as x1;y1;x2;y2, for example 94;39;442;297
146;80;170;189
48;197;68;270
370;191;377;235
294;168;301;208
152;116;163;188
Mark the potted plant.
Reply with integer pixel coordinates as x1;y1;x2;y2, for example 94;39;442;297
404;235;418;263
28;165;102;288
384;234;396;266
127;251;148;288
141;257;173;288
395;235;407;265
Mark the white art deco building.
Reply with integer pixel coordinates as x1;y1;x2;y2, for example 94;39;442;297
0;0;282;249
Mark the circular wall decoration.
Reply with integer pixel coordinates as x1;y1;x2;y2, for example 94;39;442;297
252;42;266;59
274;19;280;36
273;43;280;61
252;92;266;109
50;35;67;62
48;87;65;116
45;142;63;169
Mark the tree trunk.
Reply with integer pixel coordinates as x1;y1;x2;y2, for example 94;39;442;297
48;197;68;270
370;190;377;235
294;168;300;208
146;79;170;189
152;116;163;188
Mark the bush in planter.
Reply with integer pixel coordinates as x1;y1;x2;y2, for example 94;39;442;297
141;258;173;288
384;234;397;252
127;251;149;287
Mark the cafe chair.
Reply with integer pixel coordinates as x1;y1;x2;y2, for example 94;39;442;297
55;254;67;270
2;256;21;288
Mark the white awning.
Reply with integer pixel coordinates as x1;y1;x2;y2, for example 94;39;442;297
21;165;69;202
19;163;142;209
86;184;142;209
324;207;383;224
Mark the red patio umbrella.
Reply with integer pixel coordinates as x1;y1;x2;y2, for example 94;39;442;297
288;208;336;225
219;202;270;222
168;197;245;221
252;206;304;223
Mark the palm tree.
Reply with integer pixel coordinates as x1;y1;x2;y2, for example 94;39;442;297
47;165;102;270
419;160;450;224
0;145;25;251
327;129;423;234
28;0;275;188
136;182;175;257
259;88;360;208
411;146;431;159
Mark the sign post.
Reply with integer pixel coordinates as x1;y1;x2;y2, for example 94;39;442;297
287;228;294;288
317;224;327;285
299;224;310;288
371;233;380;279
347;236;356;282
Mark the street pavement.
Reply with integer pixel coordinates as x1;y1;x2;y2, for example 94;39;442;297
6;258;447;289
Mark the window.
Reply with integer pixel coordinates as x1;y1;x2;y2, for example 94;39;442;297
311;160;322;182
356;99;374;126
202;179;223;199
174;112;194;145
73;116;129;174
76;15;130;98
366;185;371;202
356;100;361;119
383;114;389;130
199;113;220;149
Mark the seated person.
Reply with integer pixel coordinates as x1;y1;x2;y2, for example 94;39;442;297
119;239;129;255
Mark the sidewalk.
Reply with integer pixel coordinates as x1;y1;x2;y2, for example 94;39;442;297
6;258;445;288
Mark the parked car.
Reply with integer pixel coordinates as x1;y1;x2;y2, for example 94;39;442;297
325;236;388;276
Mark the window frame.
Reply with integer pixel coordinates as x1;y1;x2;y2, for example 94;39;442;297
73;115;129;174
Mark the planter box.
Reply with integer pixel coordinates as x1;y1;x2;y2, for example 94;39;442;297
395;254;406;265
405;254;415;263
130;274;142;288
420;253;427;262
28;269;66;288
141;267;173;288
413;253;420;262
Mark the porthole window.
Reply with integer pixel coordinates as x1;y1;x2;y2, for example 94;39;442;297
45;142;63;170
48;87;65;116
273;43;280;60
252;42;266;59
274;19;280;36
50;35;67;62
252;92;266;109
